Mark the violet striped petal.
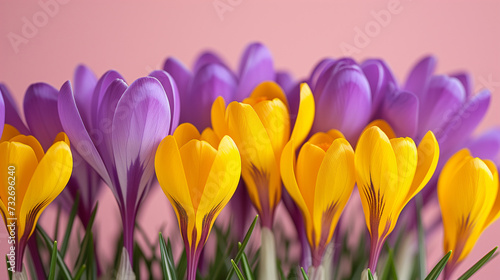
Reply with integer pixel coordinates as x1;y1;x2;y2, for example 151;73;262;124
235;42;274;101
111;77;171;208
74;65;98;128
404;55;436;97
91;70;124;129
309;58;336;90
381;90;419;138
467;128;500;160
149;70;180;133
0;84;29;134
193;51;226;73
163;57;192;98
362;59;397;116
58;81;112;186
23;83;63;150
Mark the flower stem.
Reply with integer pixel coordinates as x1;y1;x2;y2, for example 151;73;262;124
259;227;279;280
368;235;384;271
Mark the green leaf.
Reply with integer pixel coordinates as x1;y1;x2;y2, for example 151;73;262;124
416;195;426;280
300;267;309;280
159;233;177;280
74;202;98;274
457;247;498;280
48;241;58;280
6;255;12;280
367;269;375;280
424;251;451;280
61;192;80;257
226;215;258;280
231;259;246;280
176;250;187;280
382;247;398;280
240;247;254;280
277;259;285;280
73;264;86;280
36;226;73;280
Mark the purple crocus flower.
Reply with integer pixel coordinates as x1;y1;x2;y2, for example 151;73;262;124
163;42;274;131
0;92;4;137
57;69;179;264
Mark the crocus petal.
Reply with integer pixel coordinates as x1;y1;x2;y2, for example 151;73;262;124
451;72;473;100
275;71;295;94
58;81;112;186
363;120;396;139
9;135;45;162
112;77;171;208
361;59;397;115
291;83;315;148
173;123;201;147
0;124;20;142
245;81;288;108
297;143;325;213
404;55;436;97
0;84;29;134
185;64;237;130
235;42;275;101
163;57;192;99
0;93;4;138
23;83;63;150
90;70;124;129
149;70;181;133
483;160;500;230
192;51;226;73
211;96;228;139
467;128;500;161
381;91;419;138
20;140;72;239
200;128;220;148
73;65;98;128
309;58;336;89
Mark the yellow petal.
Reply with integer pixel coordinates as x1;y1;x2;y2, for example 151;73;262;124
290;83;315;147
355;126;398;238
1;124;20;142
8;135;45;162
483;160;500;230
244;81;289;109
173;123;201;147
195;135;241;246
211;96;228;139
19;141;72;240
296;143;325;214
201;127;220;148
364;120;396;139
307;130;344;152
53;132;70;146
314;138;355;248
226;102;280;213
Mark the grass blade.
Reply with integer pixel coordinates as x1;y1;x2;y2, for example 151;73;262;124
61;192;80;257
226;215;258;280
367;269;375;280
6;255;12;280
424;251;452;280
48;241;58;280
159;233;177;280
37;226;73;280
231;259;246;280
239;245;254;280
73;264;86;280
300;267;309;280
74;202;98;272
457;247;498;280
382;247;398;280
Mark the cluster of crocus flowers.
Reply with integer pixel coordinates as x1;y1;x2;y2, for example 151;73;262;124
155;123;241;280
355;125;439;271
281;130;355;279
0;130;73;274
438;149;500;279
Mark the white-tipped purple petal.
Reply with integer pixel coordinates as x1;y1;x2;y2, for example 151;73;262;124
111;77;171;208
418;75;466;137
275;71;295;94
192;51;226;73
0;84;29;134
309;58;336;89
0;93;4;138
74;65;98;128
184;63;237;130
451;72;472;100
467;128;500;160
58;81;112;187
312;61;372;142
23;83;63;150
235;42;275;101
90;70;124;129
362;59;397;116
381;90;419;138
438;89;491;155
163;57;192;98
404;55;437;97
149;70;181;134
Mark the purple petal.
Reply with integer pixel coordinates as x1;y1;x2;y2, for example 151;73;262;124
418;76;466;137
308;58;336;89
467;128;500;160
58;81;112;186
404;56;436;97
184;63;237;130
0;93;4;137
163;57;192;98
192;51;226;73
312;62;372;142
90;70;124;129
149;70;180;134
74;65;98;128
380;90;419;138
0;84;29;134
361;59;397;116
111;77;171;207
275;71;295;94
23;83;63;150
437;89;491;155
235;42;275;101
451;72;472;100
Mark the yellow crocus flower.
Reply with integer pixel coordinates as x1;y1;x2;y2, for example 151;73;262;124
438;149;500;279
154;123;241;280
211;81;315;228
355;126;439;271
0;127;73;273
281;130;355;272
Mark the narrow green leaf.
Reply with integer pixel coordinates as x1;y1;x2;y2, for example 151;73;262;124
6;255;12;280
240;249;254;280
48;241;58;280
226;215;258;280
86;232;96;280
300;267;309;280
277;259;285;280
231;259;246;280
457;247;498;280
176;250;187;280
416;195;426;280
367;269;375;280
36;226;73;280
74;203;98;271
61;192;80;257
424;251;452;280
159;233;177;280
73;264;86;280
54;206;62;242
382;247;398;280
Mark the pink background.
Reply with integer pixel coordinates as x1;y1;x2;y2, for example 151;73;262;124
1;0;500;278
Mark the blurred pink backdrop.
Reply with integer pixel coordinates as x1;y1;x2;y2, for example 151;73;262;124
1;0;499;278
